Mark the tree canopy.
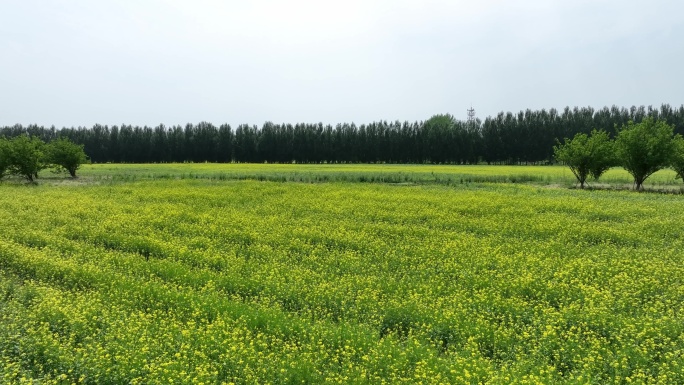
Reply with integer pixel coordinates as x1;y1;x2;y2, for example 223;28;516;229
615;117;677;190
6;135;46;181
554;130;615;189
0;138;10;179
47;137;89;177
0;136;87;181
671;135;684;182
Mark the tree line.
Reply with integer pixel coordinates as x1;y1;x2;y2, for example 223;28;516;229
1;104;684;165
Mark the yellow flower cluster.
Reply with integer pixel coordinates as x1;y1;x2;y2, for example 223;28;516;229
1;165;683;383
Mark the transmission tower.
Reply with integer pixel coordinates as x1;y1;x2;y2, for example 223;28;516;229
467;106;476;122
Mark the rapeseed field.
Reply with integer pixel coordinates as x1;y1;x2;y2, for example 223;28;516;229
1;165;683;384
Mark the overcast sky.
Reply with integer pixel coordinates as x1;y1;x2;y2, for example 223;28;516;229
1;0;682;128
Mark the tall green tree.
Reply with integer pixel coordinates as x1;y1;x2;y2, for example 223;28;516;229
554;130;615;189
48;137;89;177
423;114;457;163
217;124;233;163
615;117;676;190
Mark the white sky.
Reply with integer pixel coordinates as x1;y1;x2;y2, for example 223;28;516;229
1;0;682;127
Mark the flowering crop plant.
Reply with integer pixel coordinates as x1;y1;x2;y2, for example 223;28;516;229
1;164;683;384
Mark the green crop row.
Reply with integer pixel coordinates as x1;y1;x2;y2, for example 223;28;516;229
48;163;684;190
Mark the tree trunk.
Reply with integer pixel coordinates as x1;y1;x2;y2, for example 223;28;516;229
635;177;644;191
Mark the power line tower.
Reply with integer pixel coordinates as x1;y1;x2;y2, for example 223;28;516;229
467;106;476;122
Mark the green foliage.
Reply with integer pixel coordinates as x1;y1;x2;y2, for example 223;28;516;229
6;135;46;181
424;114;456;130
2;103;684;165
615;118;676;190
672;135;684;182
587;131;617;180
47;137;88;177
423;114;481;164
0;138;10;180
554;130;615;188
423;114;456;164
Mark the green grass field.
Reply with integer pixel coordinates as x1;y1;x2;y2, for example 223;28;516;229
1;165;684;384
71;163;681;188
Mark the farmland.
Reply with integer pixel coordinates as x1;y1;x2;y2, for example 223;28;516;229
1;164;684;384
73;163;681;188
